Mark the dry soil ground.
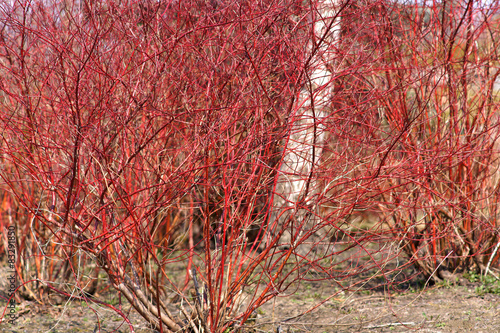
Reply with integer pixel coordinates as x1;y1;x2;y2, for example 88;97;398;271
1;265;500;333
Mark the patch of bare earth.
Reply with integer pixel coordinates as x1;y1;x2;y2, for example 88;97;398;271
253;280;500;333
2;262;500;333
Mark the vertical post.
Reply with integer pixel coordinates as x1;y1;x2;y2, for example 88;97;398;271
271;0;341;251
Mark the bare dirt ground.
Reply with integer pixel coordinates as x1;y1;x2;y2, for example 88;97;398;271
1;264;499;333
254;279;500;333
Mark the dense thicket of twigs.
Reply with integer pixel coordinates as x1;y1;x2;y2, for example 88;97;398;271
1;0;499;332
